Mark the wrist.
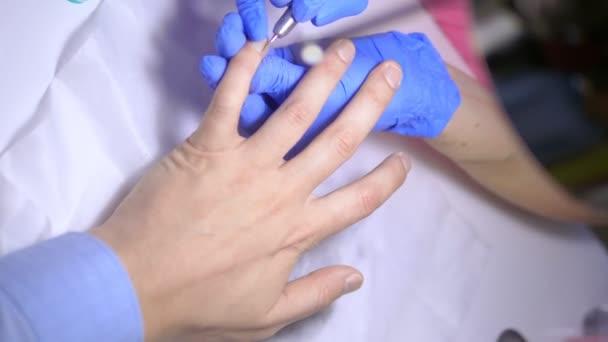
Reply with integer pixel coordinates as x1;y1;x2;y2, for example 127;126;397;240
91;224;178;341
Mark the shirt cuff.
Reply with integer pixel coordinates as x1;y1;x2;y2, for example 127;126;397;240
0;232;143;341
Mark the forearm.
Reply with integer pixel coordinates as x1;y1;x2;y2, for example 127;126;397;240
426;65;608;225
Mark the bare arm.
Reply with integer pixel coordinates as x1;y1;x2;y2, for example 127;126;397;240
426;65;608;226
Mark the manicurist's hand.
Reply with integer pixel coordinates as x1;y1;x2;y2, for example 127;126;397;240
92;39;409;342
236;0;369;41
202;13;461;157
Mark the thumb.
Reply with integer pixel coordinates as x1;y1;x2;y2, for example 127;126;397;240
265;266;363;326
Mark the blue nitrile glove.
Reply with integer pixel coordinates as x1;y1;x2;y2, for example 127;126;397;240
236;0;369;41
201;13;461;157
204;13;306;137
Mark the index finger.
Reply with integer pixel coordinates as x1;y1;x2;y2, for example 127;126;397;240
191;42;265;151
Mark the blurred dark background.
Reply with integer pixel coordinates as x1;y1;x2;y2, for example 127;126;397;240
472;0;608;208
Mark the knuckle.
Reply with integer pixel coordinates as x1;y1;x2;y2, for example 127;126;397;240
315;284;334;312
300;234;321;252
360;85;389;108
283;230;318;256
333;130;358;158
283;242;309;260
163;138;209;172
357;188;382;216
282;101;311;128
392;157;409;180
209;99;234;117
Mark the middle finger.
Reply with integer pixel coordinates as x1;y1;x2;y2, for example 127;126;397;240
286;61;403;191
244;39;355;165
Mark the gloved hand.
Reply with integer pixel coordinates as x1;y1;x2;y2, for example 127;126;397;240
236;0;369;41
201;13;461;157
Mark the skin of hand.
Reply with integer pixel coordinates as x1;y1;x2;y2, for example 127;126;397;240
91;40;409;341
236;0;369;41
201;13;460;157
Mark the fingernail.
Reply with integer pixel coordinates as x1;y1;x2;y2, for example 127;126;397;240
384;63;403;89
334;39;355;63
343;274;363;295
251;40;268;53
397;152;411;171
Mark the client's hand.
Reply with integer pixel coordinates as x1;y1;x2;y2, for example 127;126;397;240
236;0;369;41
92;40;409;341
201;13;461;157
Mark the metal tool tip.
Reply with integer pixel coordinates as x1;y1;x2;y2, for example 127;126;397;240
265;35;279;51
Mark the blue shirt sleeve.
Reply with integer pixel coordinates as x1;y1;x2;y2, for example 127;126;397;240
0;232;143;341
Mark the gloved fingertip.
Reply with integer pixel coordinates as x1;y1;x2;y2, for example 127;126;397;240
311;15;330;27
199;55;228;89
270;0;291;7
310;10;344;26
216;33;247;59
312;0;368;26
292;0;323;22
386;31;432;53
407;32;432;45
216;12;247;58
237;0;269;41
247;24;268;42
223;12;244;30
